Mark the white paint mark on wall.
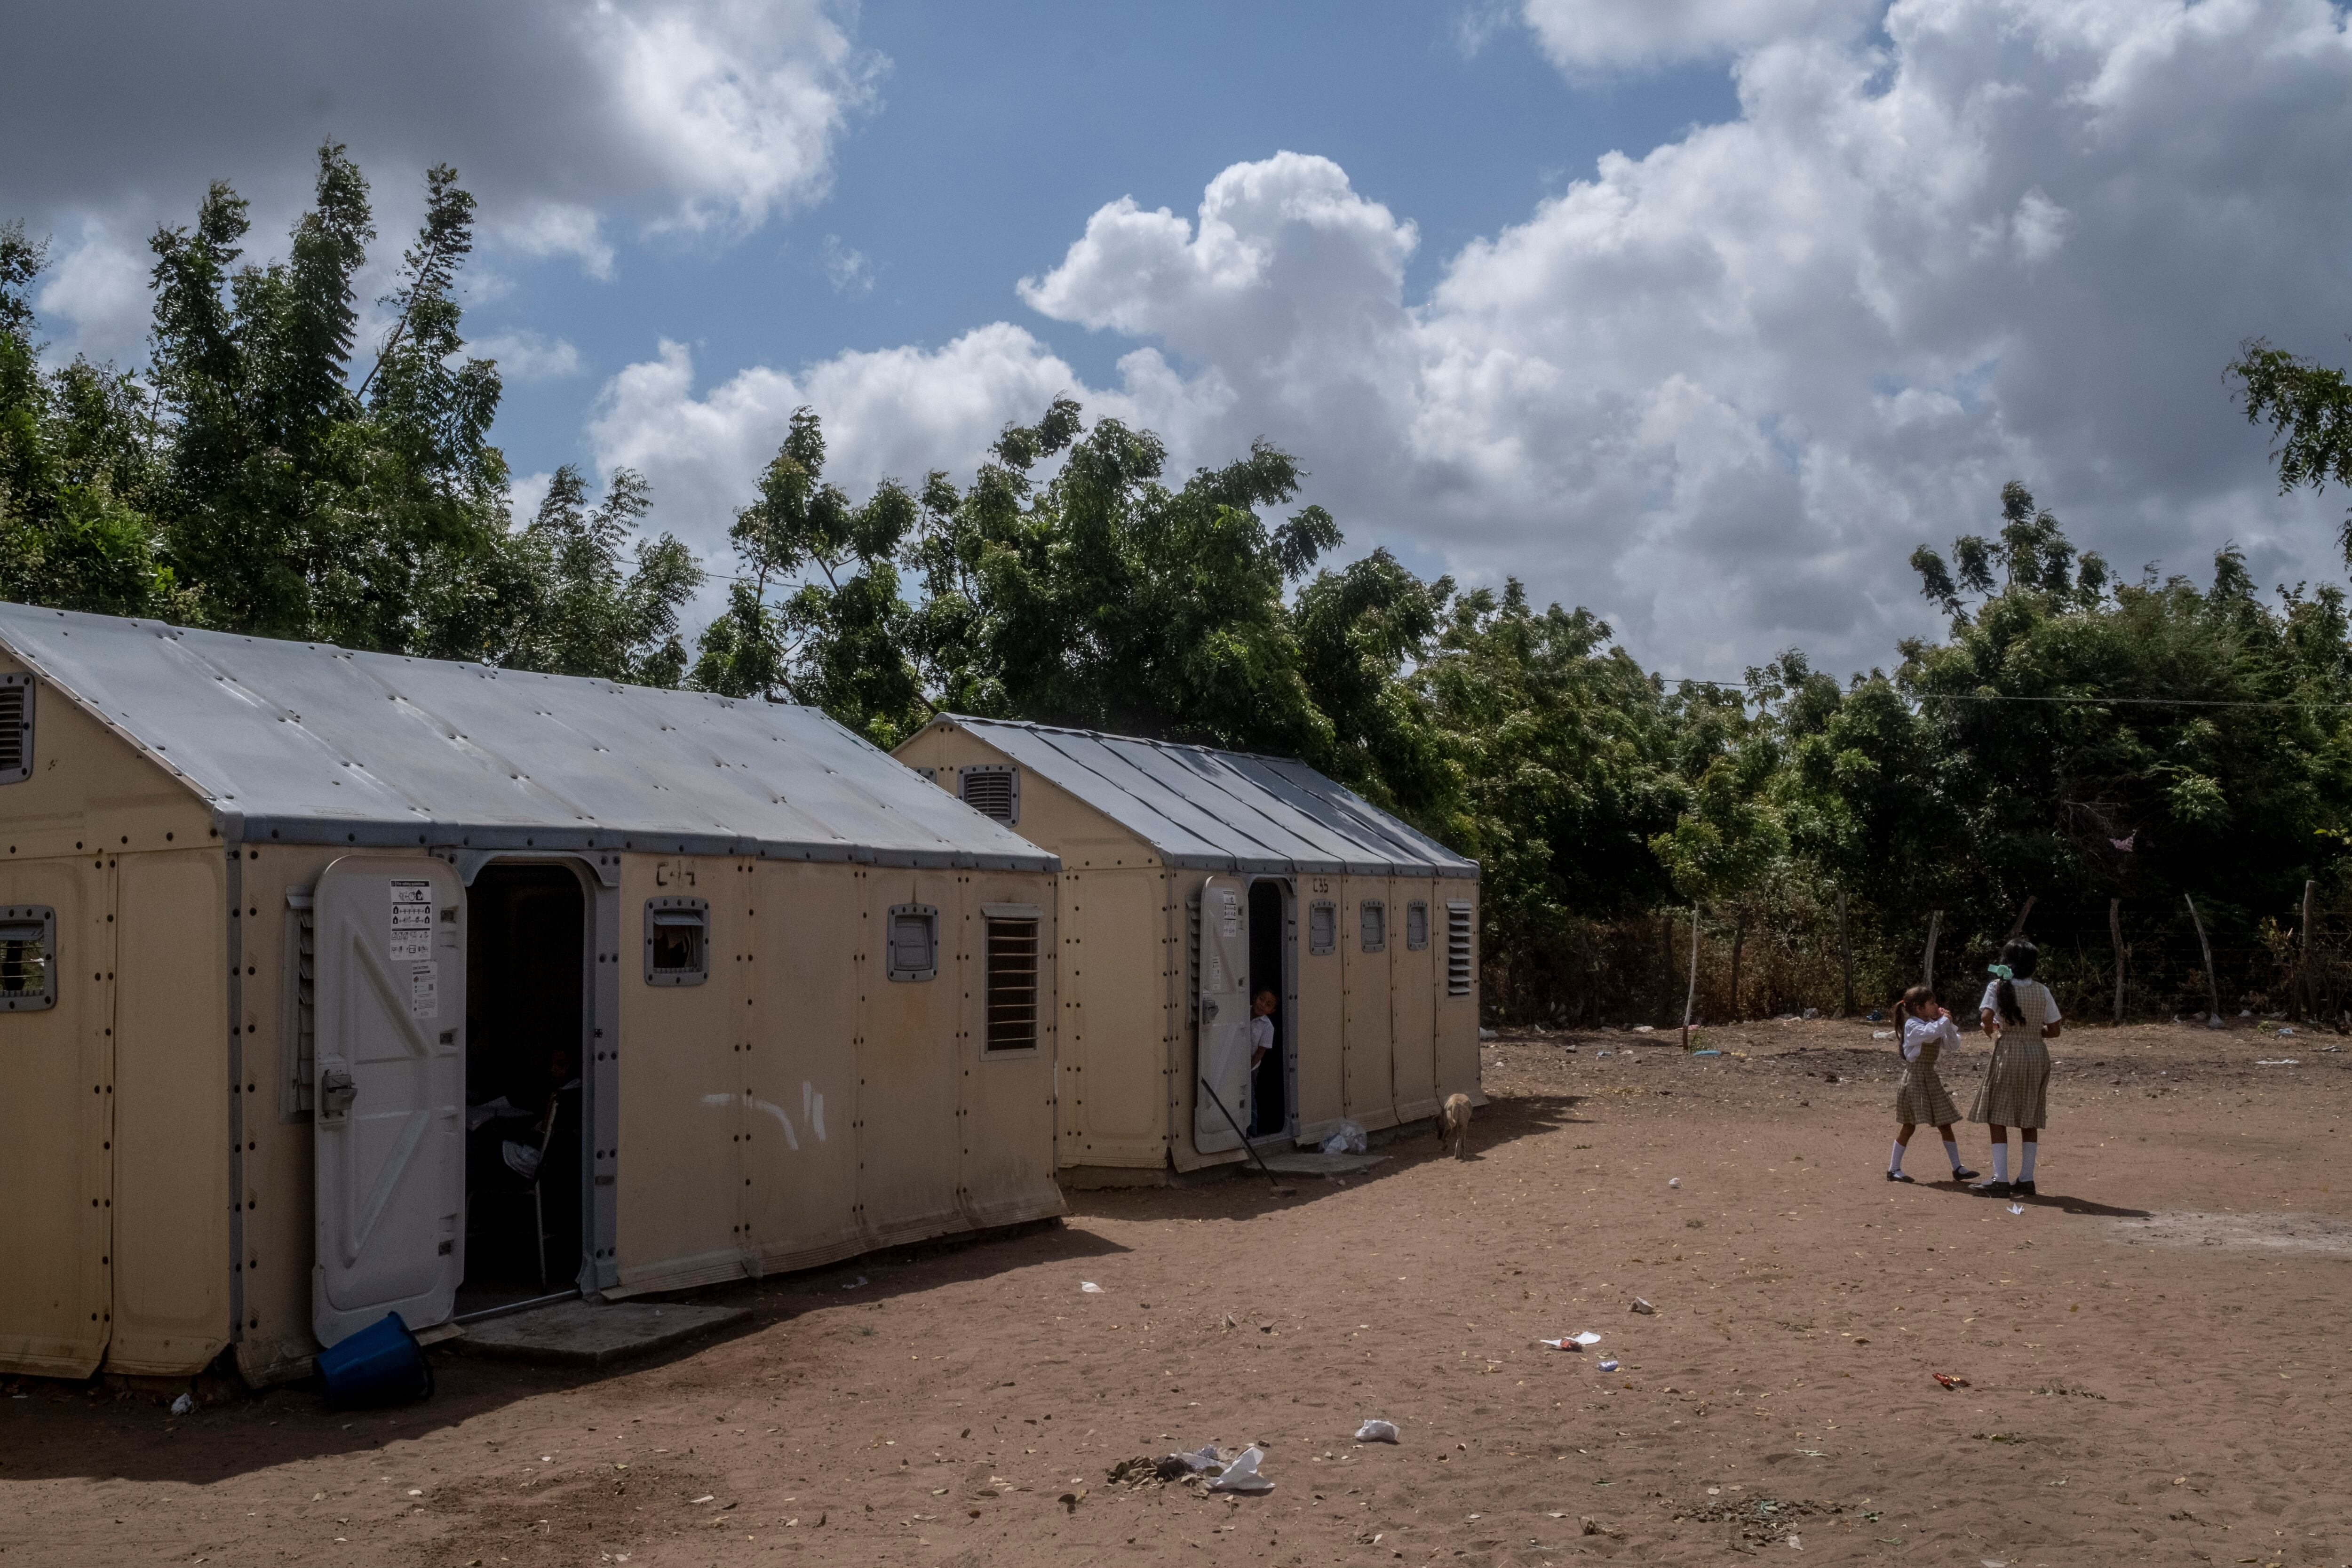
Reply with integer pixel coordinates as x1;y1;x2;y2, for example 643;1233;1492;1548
804;1080;826;1141
700;1090;800;1150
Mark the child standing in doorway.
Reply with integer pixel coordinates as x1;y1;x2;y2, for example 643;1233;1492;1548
1971;938;2059;1197
1887;984;1978;1183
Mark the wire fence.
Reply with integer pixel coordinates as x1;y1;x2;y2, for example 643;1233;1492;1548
1481;889;2349;1030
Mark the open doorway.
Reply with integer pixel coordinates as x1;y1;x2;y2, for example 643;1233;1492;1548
1247;878;1290;1139
461;863;586;1310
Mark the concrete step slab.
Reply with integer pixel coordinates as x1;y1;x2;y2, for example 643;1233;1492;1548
460;1300;751;1367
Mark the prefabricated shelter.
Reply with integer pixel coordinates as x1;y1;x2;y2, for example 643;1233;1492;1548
895;715;1479;1178
0;604;1062;1387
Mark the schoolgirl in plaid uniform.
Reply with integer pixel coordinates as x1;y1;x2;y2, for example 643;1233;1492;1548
1971;938;2058;1196
1885;984;1978;1183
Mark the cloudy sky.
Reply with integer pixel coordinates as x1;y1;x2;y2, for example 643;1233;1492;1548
8;0;2351;677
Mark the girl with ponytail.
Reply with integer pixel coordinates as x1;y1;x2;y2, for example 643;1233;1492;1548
1971;937;2060;1196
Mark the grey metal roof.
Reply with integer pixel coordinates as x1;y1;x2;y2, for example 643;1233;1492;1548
0;603;1057;870
932;716;1477;879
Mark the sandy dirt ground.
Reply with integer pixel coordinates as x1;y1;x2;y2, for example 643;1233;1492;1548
5;1017;2350;1567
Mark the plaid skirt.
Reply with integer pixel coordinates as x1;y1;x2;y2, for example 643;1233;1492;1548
1893;1061;1960;1127
1969;1034;2051;1128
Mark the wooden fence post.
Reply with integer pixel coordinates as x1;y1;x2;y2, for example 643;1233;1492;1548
1836;889;1854;1018
1682;904;1701;1050
2184;893;2224;1028
2296;878;2315;1022
2109;897;2124;1026
1923;909;1943;993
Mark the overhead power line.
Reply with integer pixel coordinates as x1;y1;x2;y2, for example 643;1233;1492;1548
1653;677;2352;712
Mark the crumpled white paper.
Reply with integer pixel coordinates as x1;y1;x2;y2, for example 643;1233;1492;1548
1206;1445;1273;1493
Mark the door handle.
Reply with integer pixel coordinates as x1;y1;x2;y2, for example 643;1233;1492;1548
320;1065;358;1119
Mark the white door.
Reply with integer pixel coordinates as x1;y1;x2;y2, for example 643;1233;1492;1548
312;856;467;1346
1193;875;1253;1154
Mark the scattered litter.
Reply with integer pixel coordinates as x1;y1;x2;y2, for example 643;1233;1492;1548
1320;1120;1369;1154
2256;1059;2300;1067
1354;1420;1400;1443
1870;1030;1893;1040
1630;1297;1656;1315
1080;1281;1104;1294
1596;1050;1613;1059
2277;1026;2296;1036
1932;1372;1971;1390
169;1393;193;1417
2239;1009;2253;1018
841;1276;867;1290
1984;1559;2008;1567
1864;1010;1885;1022
1206;1446;1273;1493
1633;1025;1655;1034
1478;1027;1497;1041
2007;1203;2026;1215
1597;1358;1620;1372
1690;1048;1721;1056
1803;1007;1820;1019
1668;1177;1681;1189
1174;1445;1222;1472
1788;1535;1802;1549
691;1495;716;1504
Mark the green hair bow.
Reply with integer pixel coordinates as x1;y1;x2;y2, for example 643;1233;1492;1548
1986;963;2013;980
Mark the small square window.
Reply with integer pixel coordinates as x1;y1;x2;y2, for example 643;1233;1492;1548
888;903;938;982
1307;900;1336;956
0;905;56;1011
644;897;708;986
959;764;1019;824
1359;900;1386;953
983;906;1040;1051
1406;899;1430;950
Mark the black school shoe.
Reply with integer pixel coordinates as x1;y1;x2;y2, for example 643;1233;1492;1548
2010;1180;2036;1197
1948;1166;1979;1182
1970;1177;2012;1196
1885;1170;1915;1183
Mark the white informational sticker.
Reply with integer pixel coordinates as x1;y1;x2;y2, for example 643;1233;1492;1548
390;879;434;960
408;960;438;1019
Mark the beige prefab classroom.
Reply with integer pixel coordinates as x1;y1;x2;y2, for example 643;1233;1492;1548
0;604;1061;1387
896;716;1479;1178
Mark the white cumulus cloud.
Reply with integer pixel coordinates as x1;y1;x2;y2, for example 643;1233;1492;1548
590;0;2352;672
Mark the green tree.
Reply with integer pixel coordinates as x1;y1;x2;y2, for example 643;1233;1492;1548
2230;337;2352;557
506;466;701;685
0;223;167;615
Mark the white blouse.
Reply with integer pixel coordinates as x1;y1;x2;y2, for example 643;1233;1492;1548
1900;1014;1960;1062
1979;978;2062;1024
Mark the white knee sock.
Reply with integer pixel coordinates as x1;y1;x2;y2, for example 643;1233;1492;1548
1889;1139;1906;1173
2018;1142;2037;1181
1942;1138;1964;1170
1989;1143;2009;1182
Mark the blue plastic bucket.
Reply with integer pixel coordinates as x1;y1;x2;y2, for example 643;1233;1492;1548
317;1312;434;1407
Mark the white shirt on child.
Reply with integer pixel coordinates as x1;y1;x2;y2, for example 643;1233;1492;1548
1250;1015;1274;1059
1900;1014;1959;1062
1978;979;2061;1023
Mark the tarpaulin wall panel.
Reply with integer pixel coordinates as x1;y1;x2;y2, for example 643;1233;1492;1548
109;848;231;1374
0;856;113;1376
613;856;745;1295
953;871;1062;1227
742;859;864;1273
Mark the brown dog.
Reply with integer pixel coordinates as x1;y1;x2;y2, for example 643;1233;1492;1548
1440;1093;1472;1160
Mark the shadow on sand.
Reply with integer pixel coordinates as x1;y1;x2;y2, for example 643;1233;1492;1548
0;1217;1128;1485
